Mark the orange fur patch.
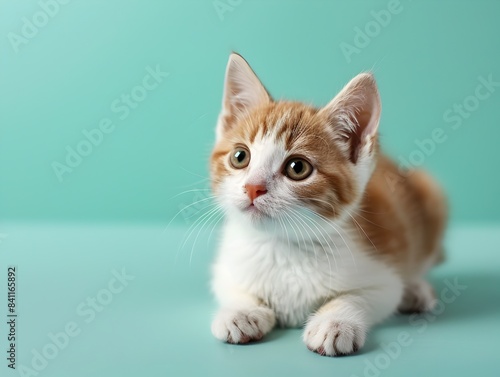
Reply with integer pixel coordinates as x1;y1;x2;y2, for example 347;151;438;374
211;101;447;282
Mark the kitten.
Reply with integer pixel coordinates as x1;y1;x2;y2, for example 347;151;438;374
209;53;447;356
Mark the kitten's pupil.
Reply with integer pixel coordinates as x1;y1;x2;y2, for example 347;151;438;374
291;160;303;173
235;150;246;162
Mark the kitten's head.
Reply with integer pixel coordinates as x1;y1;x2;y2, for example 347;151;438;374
210;53;381;230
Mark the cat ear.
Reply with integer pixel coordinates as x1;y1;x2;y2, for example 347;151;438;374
319;73;381;163
217;53;271;139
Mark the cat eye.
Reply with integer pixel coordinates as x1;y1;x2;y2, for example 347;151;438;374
284;158;313;181
229;147;251;169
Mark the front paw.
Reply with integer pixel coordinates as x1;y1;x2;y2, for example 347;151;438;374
211;306;276;344
303;314;366;356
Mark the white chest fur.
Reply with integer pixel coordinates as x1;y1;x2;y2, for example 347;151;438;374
211;220;399;327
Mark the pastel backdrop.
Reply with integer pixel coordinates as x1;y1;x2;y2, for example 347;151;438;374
1;0;499;224
0;2;499;377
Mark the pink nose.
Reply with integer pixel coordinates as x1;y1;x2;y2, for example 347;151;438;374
245;184;267;202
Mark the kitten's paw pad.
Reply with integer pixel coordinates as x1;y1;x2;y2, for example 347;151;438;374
211;307;276;344
398;280;437;314
303;317;366;356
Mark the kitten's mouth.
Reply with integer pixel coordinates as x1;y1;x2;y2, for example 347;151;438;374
247;203;259;211
244;203;267;218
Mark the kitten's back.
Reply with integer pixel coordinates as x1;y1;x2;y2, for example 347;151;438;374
353;155;447;280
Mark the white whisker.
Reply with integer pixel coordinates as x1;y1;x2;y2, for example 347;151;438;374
189;206;223;265
177;205;221;264
164;196;215;233
345;209;380;253
300;207;358;272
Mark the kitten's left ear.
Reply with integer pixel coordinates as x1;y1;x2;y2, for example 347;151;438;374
216;53;271;139
319;73;381;164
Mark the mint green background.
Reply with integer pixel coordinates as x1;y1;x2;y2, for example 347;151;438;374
1;0;500;223
1;2;500;377
0;224;499;377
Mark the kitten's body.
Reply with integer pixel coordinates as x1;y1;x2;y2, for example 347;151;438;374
213;211;404;328
210;54;447;355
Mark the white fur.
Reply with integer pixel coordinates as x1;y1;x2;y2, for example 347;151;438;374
211;133;404;355
398;279;437;313
212;219;403;327
211;59;399;355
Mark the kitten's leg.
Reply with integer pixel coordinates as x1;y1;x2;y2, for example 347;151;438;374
398;279;437;314
303;283;402;356
211;290;276;344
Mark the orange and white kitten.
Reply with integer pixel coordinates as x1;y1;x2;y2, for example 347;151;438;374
210;53;447;356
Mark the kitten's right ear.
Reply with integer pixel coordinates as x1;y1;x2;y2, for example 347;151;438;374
319;73;381;164
216;53;271;140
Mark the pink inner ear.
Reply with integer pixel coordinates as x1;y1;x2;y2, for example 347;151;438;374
348;103;379;164
362;101;381;138
348;119;364;164
223;54;271;117
319;73;381;164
